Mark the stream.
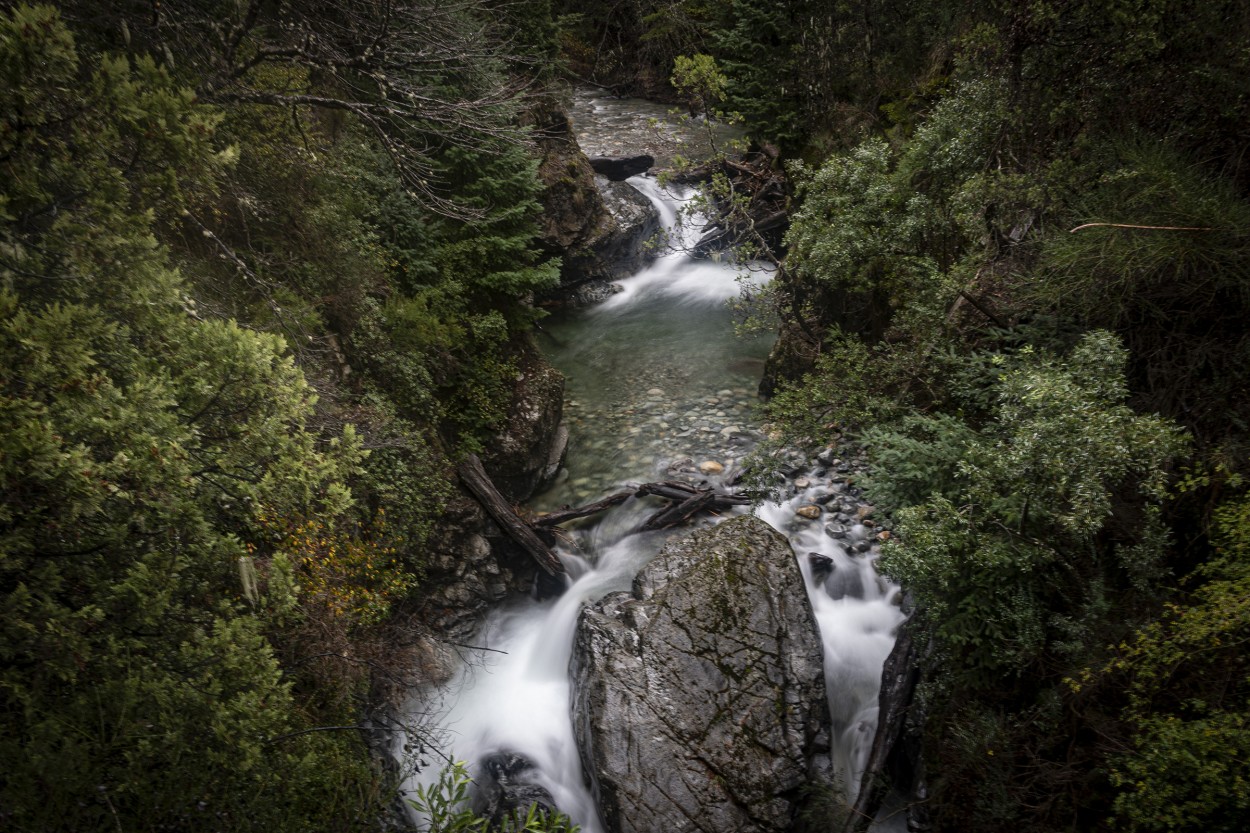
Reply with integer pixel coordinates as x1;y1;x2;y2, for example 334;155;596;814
403;95;905;832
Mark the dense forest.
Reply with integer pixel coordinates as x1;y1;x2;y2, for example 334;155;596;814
3;1;1248;832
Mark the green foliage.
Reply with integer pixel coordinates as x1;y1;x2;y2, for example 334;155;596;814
873;332;1187;677
670;53;728;119
410;762;580;833
1104;487;1250;832
0;8;391;830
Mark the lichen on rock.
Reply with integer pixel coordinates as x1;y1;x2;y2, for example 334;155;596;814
571;516;835;833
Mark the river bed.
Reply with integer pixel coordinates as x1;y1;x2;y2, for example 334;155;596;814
402;91;903;833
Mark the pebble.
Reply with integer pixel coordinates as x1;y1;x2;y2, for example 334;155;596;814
698;460;724;475
794;476;811;490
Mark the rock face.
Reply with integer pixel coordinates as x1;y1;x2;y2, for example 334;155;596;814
480;335;568;503
526;100;659;303
572;516;834;833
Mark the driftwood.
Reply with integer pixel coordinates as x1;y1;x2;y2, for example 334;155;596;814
458;454;565;576
533;490;634;527
460;454;753;575
534;480;751;534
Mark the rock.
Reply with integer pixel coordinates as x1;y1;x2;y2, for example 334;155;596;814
416;496;536;641
480;337;567;503
808;552;834;579
795;504;822;520
572;517;834;833
588;154;655;180
592;176;662;276
824;523;847;538
794;476;811;490
698;460;724;475
478;751;560;827
876;530;892;542
526;104;660;304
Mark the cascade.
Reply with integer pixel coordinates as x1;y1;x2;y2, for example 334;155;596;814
403;145;903;832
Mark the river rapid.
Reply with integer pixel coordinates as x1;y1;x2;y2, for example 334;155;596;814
403;94;905;832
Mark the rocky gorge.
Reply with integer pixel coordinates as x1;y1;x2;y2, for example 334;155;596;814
402;89;912;833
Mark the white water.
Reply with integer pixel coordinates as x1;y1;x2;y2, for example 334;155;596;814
402;178;902;830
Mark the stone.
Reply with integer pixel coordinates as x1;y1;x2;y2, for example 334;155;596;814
479;751;560;827
572;517;834;833
808;552;834;579
480;337;566;502
588;154;655;180
794;476;811;490
795;505;822;520
697;460;724;475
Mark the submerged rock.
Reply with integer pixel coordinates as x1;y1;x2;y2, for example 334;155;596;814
571;516;834;833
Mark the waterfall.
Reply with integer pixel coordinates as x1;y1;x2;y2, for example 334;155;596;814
401;175;902;830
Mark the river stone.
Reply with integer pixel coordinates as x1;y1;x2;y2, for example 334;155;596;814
571;516;834;833
795;505;822;520
698;460;724;475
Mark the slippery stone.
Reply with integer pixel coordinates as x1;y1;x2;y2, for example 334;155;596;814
478;751;560;827
697;460;724;475
588;154;655;180
795;505;822;520
572;516;834;833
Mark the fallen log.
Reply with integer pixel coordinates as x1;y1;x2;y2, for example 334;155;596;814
641;490;718;531
532;481;751;534
458;453;565;576
533;490;634;527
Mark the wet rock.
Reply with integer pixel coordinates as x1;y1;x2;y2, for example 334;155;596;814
795;505;822;520
588;154;655;181
481;337;566;503
572;517;834;833
808;552;835;579
824;523;847;538
478;751;560;827
593;176;663;277
698;460;724;475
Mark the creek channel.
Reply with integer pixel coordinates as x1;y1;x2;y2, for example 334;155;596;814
404;95;905;832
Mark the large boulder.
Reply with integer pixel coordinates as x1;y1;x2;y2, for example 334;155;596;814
591;174;661;278
525;100;659;303
572;516;834;833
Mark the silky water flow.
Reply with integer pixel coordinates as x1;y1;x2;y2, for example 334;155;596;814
401;177;904;831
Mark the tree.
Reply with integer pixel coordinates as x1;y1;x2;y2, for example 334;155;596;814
0;7;381;829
